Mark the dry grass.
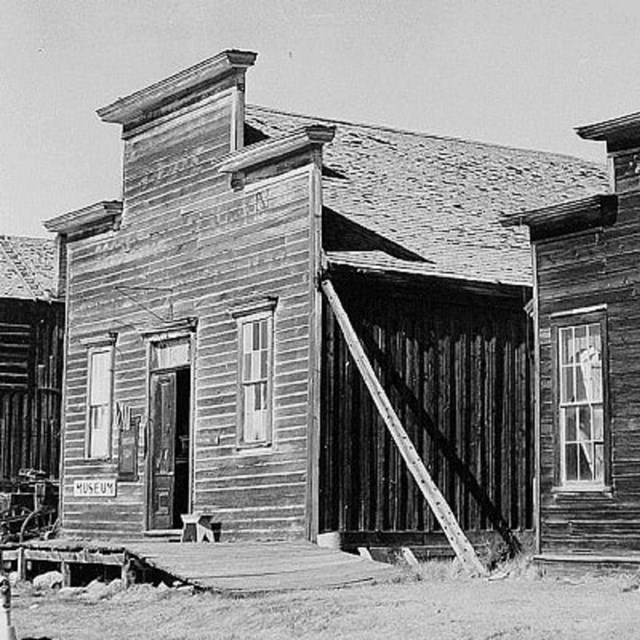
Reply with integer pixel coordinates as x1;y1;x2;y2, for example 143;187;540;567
11;558;640;640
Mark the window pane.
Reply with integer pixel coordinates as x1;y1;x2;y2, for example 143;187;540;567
90;406;109;458
578;405;591;441
244;324;252;352
151;338;190;370
253;321;260;350
575;325;587;356
593;406;604;441
561;366;574;403
244;353;252;381
578;442;593;481
261;320;268;349
560;328;573;364
565;444;578;481
260;349;268;379
594;444;604;482
564;407;577;442
90;351;111;404
575;364;587;402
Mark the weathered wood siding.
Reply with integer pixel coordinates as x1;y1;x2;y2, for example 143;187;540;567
537;191;640;554
0;299;64;482
320;275;534;541
62;88;317;538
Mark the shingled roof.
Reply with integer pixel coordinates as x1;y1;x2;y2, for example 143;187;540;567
245;105;609;287
0;236;58;301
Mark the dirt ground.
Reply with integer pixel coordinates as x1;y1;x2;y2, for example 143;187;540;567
10;562;640;640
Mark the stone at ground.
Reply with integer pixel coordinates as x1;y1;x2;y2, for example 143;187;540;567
33;571;63;590
79;579;109;603
156;582;170;593
8;571;19;586
106;578;123;596
57;586;84;599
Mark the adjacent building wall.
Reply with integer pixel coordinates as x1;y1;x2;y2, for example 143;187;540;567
534;192;640;554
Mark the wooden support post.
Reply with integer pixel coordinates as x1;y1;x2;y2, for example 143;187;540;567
60;561;71;587
15;549;25;583
321;279;487;576
121;556;132;589
401;547;420;568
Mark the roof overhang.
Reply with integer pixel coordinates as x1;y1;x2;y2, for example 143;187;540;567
324;252;531;295
44;200;123;237
503;194;618;242
576;112;640;150
217;125;336;175
97;50;257;126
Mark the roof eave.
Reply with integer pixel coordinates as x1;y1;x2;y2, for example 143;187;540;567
576;112;640;142
325;254;531;290
97;50;257;125
218;124;336;174
44;200;123;235
504;193;618;242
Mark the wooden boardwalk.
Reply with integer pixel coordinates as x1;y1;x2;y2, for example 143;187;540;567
1;539;396;595
125;540;396;594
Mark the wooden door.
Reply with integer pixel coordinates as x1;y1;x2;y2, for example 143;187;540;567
149;372;177;530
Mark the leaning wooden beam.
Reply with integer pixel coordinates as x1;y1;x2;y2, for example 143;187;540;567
321;279;487;576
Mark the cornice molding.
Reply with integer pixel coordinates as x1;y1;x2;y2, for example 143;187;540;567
44;200;123;236
97;50;257;126
217;125;336;175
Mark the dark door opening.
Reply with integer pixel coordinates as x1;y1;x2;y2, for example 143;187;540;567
149;367;191;530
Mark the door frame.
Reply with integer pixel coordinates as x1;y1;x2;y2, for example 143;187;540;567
143;322;197;531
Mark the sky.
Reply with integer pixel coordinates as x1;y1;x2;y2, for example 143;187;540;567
3;0;640;237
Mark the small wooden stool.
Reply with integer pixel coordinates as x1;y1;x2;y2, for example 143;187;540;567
180;512;214;542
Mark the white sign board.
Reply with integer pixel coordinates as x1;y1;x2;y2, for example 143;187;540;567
73;479;117;497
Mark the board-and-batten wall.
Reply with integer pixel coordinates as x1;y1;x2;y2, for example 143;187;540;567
0;299;64;483
62;87;318;539
537;191;640;554
320;277;534;542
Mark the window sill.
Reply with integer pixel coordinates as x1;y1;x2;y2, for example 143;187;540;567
551;484;613;497
236;442;273;455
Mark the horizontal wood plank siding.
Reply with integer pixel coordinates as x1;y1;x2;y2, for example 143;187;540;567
536;191;640;554
61;89;315;540
0;299;64;482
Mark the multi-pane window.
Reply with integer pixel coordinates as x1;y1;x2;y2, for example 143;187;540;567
238;312;273;445
558;323;604;484
86;345;114;459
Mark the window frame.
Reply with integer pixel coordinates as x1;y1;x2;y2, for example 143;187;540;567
85;342;115;460
551;307;610;491
234;306;275;449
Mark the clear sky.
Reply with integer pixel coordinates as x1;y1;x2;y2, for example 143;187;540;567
2;0;640;237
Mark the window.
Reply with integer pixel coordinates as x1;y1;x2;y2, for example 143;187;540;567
86;345;114;458
237;311;274;446
558;321;604;485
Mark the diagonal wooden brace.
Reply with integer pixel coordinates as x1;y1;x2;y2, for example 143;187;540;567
321;279;487;576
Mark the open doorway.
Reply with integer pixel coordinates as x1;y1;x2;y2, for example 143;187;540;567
148;338;192;530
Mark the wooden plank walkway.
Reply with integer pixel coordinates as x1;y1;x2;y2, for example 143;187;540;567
1;539;396;594
125;540;396;593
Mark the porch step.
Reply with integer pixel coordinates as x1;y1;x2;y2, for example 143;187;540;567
142;529;181;542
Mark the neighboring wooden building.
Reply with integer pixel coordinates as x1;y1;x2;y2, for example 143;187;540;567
514;111;640;566
0;236;64;484
45;50;607;546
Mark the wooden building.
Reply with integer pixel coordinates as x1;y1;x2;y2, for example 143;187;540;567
513;110;640;567
45;50;607;548
0;235;64;484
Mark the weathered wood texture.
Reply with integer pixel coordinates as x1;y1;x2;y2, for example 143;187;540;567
536;191;640;554
61;88;318;539
0;299;64;481
319;275;533;541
